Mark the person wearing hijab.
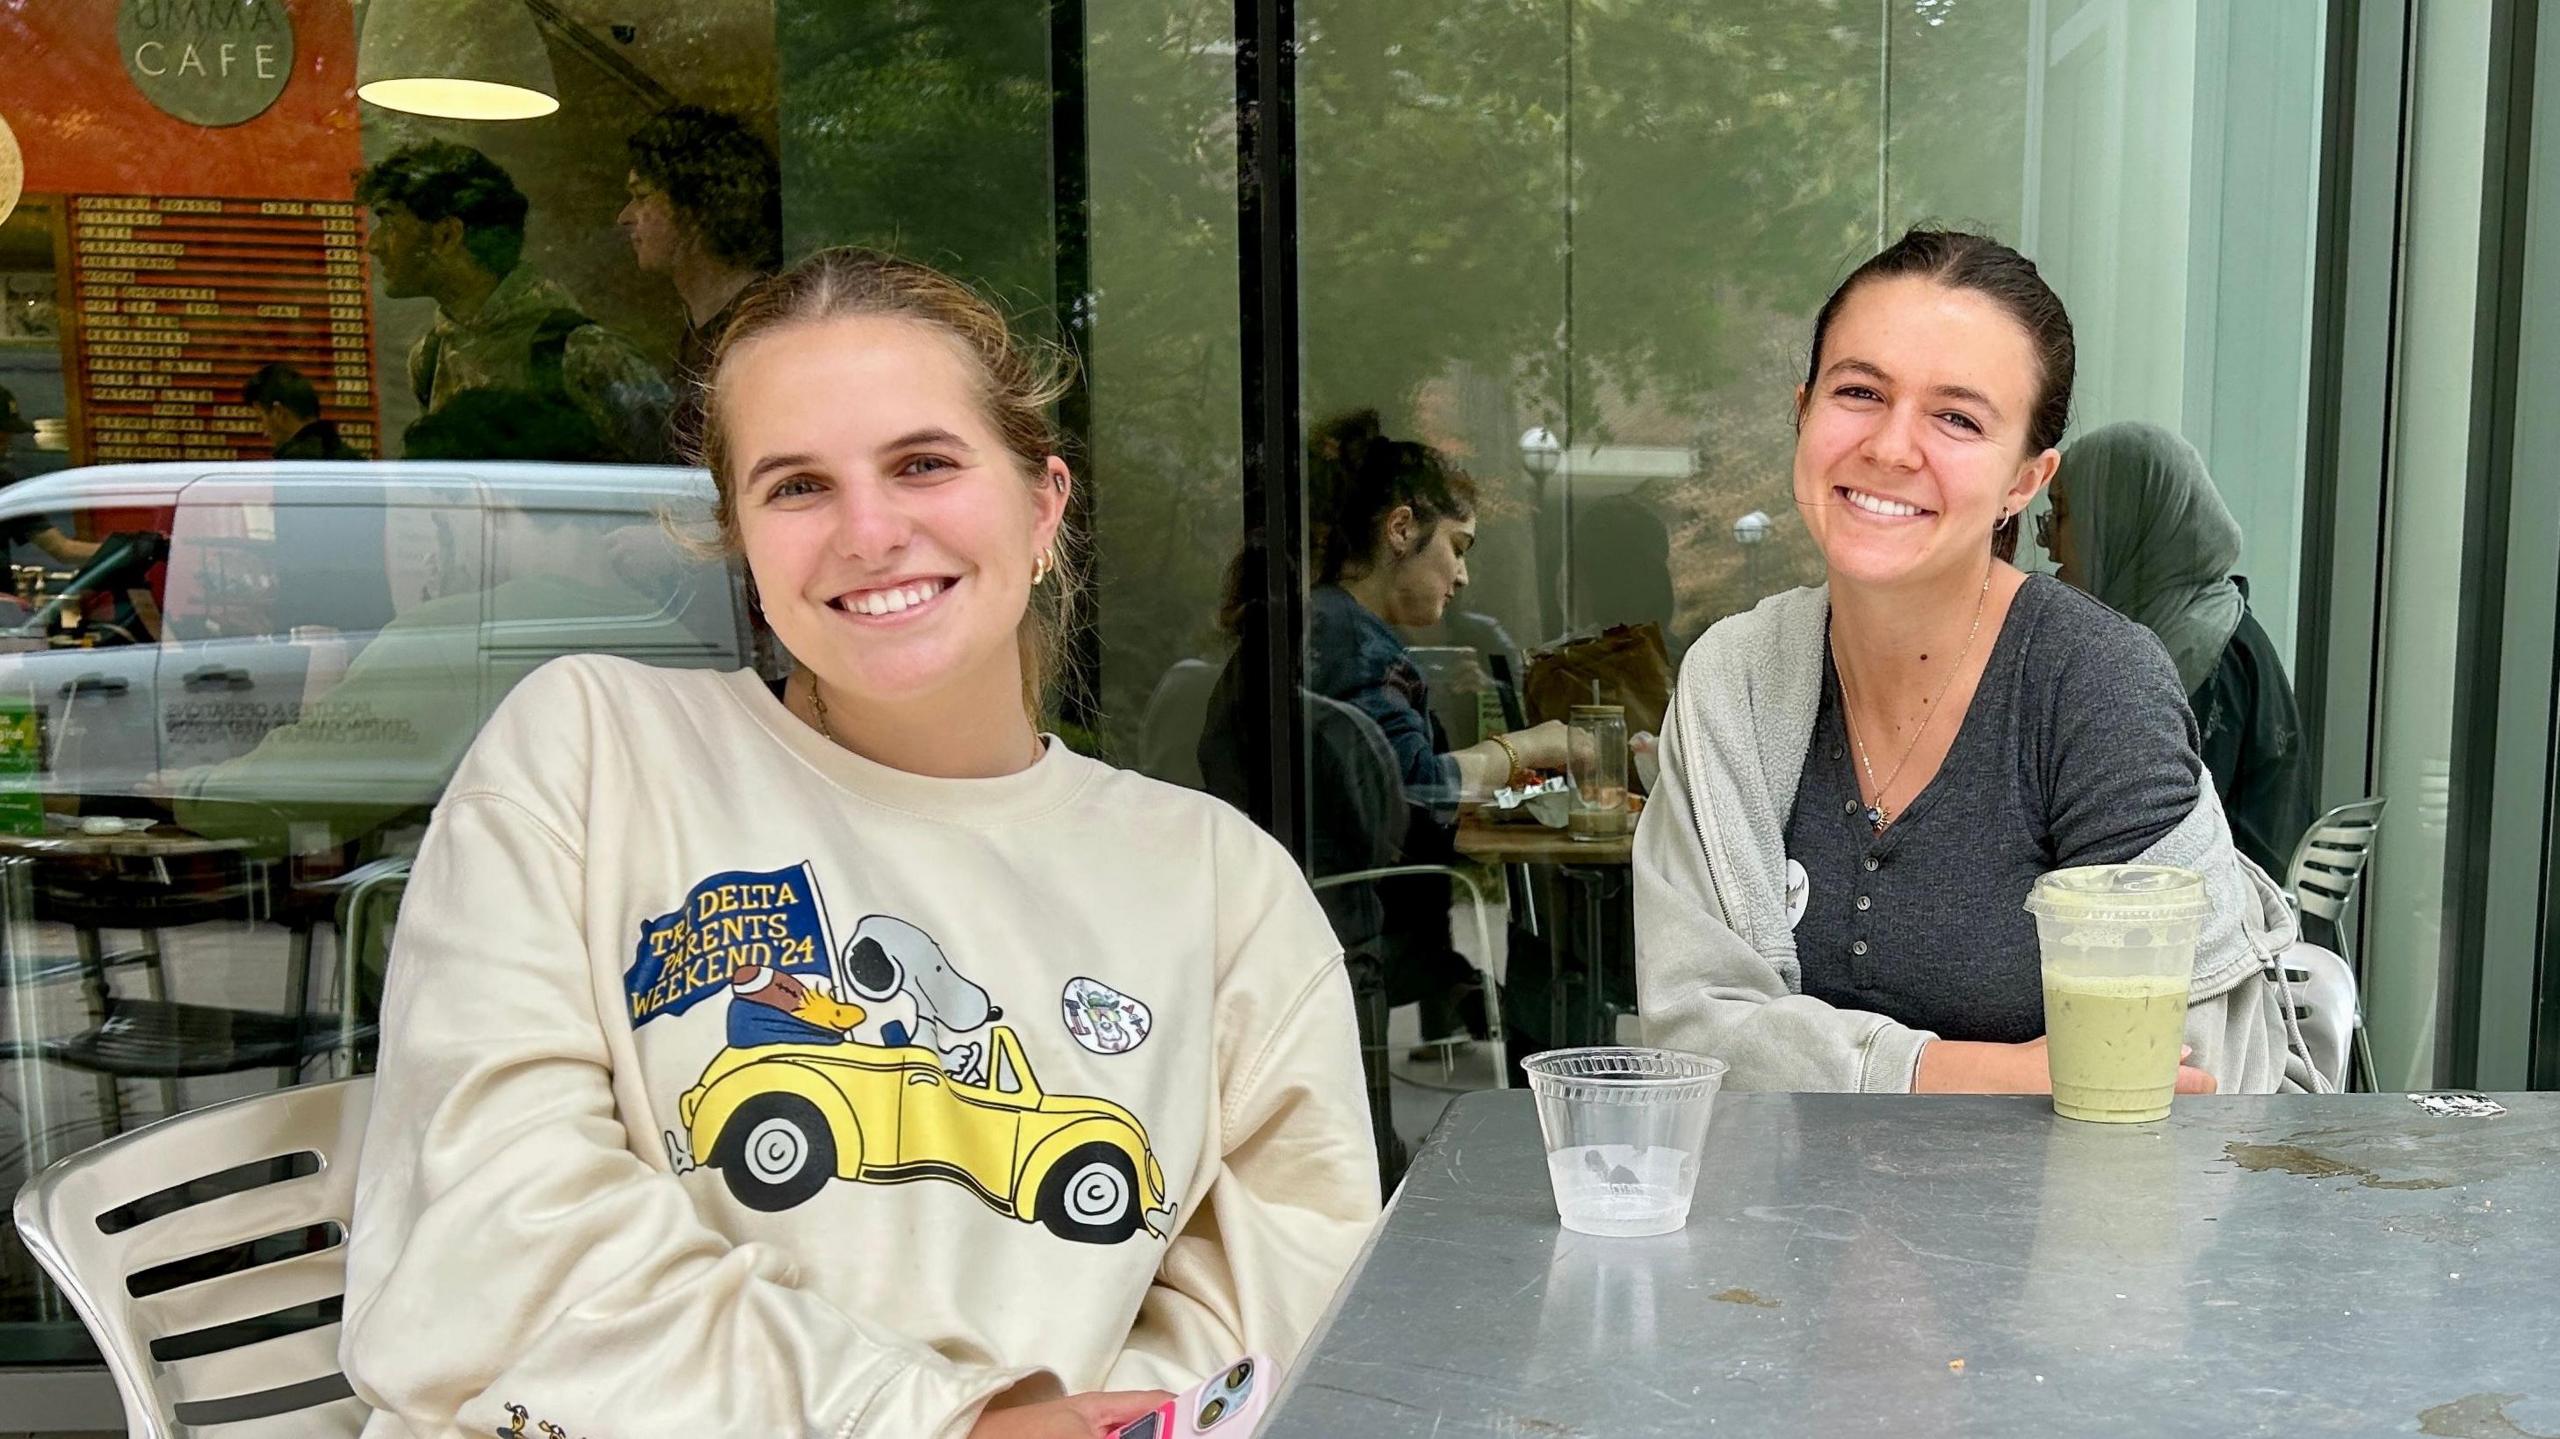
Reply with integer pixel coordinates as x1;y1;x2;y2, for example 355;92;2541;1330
2044;421;2316;877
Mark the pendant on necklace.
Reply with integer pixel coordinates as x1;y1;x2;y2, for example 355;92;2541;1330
1865;804;1890;831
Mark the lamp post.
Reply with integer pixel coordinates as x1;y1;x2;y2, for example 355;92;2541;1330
1733;509;1772;602
1520;426;1564;636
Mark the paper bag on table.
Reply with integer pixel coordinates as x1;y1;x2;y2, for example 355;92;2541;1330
1524;622;1671;739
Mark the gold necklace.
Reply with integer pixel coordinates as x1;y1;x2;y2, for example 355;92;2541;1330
1834;566;1993;833
808;681;836;742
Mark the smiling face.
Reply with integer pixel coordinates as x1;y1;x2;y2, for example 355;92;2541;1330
1792;275;2059;590
723;314;1069;718
1374;508;1477;628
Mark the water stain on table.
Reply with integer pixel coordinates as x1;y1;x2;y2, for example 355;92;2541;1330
2223;1142;2452;1191
1710;1287;1781;1309
1493;1418;1586;1438
2418;1392;2558;1439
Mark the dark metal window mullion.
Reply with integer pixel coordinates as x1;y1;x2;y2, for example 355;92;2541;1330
1050;0;1102;736
2438;0;2541;1088
1234;0;1309;862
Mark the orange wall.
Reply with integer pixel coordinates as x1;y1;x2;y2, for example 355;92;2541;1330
5;0;362;200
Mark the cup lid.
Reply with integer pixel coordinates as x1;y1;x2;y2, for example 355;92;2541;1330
2023;864;2210;923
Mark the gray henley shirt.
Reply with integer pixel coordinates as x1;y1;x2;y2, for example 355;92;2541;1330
1785;574;2204;1043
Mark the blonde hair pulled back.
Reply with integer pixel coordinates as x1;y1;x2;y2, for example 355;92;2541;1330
690;247;1082;721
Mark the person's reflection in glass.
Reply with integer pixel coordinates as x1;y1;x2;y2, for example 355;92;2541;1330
242;363;361;460
1210;411;1577;1055
1572;495;1676;644
0;381;133;580
0;382;36;486
620;106;782;460
360;142;673;463
1298;412;1580;800
2044;421;2316;878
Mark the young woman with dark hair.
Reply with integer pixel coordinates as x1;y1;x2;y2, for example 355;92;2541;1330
1634;230;2318;1098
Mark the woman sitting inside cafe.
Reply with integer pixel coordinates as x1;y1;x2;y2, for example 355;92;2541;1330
1633;229;2318;1096
2042;420;2318;880
1203;412;1579;1056
341;248;1378;1439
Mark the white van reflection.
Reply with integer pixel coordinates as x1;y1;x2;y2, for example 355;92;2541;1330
0;461;753;852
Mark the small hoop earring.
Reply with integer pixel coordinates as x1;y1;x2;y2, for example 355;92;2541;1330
1031;545;1054;587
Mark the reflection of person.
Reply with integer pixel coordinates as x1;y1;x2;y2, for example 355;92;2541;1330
2046;422;2316;878
174;389;654;854
1635;229;2315;1097
621;105;783;457
341;250;1377;1439
2037;419;2324;880
1269;411;1577;801
0;383;34;480
0;383;100;568
1572;495;1676;641
360;141;672;462
243;362;384;632
1206;412;1572;1053
0;384;78;560
241;363;360;459
1;390;164;629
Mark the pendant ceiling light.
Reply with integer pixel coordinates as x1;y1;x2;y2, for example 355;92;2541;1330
357;0;561;121
0;113;22;229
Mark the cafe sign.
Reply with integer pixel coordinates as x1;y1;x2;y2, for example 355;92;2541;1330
119;0;297;128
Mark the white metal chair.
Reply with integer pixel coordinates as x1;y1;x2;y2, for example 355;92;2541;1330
1313;862;1505;1082
2283;797;2386;1090
2279;943;2358;1093
12;1076;374;1438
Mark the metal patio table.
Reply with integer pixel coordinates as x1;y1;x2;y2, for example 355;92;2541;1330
1455;812;1632;1051
1264;1090;2560;1438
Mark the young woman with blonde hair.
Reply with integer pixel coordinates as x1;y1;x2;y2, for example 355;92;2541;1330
343;248;1377;1439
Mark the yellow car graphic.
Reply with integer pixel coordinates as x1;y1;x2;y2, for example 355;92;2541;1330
677;1024;1172;1243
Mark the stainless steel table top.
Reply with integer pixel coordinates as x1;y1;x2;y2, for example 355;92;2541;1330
1265;1090;2560;1437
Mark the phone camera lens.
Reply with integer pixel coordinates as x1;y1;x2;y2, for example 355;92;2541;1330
1197;1397;1228;1428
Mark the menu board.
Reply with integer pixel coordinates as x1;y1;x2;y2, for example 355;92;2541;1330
65;194;380;463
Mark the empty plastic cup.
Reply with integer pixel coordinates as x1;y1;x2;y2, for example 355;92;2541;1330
1521;1047;1725;1236
2024;865;2210;1124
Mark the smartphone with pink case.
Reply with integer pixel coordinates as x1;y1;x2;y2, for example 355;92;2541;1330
1105;1355;1273;1439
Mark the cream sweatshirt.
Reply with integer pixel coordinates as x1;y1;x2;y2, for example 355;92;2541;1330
340;655;1379;1439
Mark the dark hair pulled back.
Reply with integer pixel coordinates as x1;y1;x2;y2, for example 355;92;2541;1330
1306;410;1477;586
1805;229;2073;556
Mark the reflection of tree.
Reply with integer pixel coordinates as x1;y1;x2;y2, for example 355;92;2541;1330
778;0;1059;320
1291;0;2032;653
1293;1;1894;650
772;0;2035;753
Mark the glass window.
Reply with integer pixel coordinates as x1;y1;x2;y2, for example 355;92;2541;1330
1278;0;2336;1168
0;0;2551;1411
2;2;795;1382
